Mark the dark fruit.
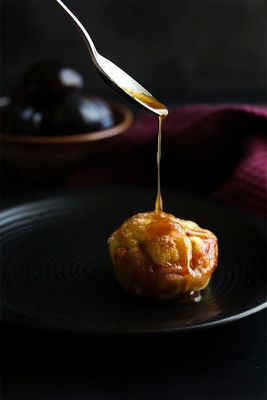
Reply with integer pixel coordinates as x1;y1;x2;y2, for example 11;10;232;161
49;94;115;134
2;61;118;136
1;104;46;135
12;61;84;108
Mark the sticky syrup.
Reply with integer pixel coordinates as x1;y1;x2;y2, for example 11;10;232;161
123;90;168;212
179;291;202;304
123;90;168;115
151;108;201;304
120;91;204;303
155;115;164;211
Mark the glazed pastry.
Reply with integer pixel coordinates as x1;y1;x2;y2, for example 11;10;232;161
108;211;218;299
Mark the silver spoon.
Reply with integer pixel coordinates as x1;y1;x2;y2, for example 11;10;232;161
55;0;168;117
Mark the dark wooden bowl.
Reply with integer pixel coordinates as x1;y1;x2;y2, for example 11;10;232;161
0;98;133;181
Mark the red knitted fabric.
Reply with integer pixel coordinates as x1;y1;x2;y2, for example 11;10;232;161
69;104;267;217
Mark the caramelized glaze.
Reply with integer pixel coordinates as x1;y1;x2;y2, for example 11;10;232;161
108;211;218;299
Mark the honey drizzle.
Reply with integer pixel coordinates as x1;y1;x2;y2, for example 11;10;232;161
123;89;168;212
155;116;163;212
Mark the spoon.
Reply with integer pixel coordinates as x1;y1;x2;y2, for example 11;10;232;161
55;0;168;117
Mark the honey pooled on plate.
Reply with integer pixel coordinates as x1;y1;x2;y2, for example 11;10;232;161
108;211;218;299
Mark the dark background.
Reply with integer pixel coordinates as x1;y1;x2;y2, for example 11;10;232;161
1;2;267;400
1;0;266;105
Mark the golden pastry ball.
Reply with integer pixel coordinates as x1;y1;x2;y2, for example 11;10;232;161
108;211;218;299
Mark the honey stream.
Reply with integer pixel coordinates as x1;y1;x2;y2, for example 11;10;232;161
155;116;163;211
153;114;201;303
123;89;168;212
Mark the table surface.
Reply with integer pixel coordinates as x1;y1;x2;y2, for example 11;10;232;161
1;187;266;400
1;309;267;400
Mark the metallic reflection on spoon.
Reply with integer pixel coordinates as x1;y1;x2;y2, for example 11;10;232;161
55;0;168;117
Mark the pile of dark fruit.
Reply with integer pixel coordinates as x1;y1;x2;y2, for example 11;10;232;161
1;61;116;135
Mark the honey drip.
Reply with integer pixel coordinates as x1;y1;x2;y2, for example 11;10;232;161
178;291;202;304
155;113;168;211
155;116;163;211
123;89;168;212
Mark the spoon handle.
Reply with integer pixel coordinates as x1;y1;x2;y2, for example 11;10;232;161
55;0;99;65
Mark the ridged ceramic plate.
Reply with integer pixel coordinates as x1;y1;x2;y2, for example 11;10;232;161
1;188;266;333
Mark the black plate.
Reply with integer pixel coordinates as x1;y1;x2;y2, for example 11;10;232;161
0;188;266;334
